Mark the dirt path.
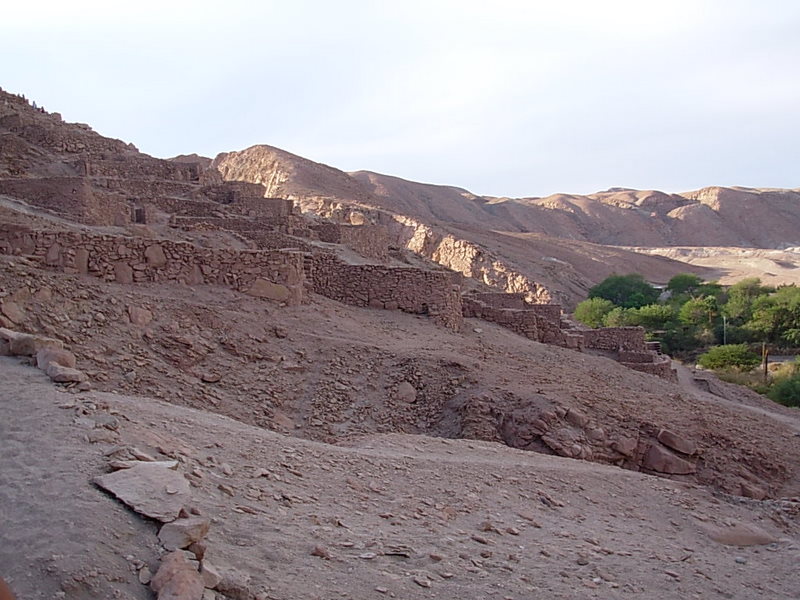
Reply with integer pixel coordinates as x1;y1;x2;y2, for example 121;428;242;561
673;361;800;435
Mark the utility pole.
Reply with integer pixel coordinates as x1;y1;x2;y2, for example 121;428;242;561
762;342;768;383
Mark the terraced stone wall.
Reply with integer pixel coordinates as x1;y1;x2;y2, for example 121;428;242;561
0;224;306;305
310;253;463;329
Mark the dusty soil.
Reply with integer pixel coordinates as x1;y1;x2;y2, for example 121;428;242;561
2;357;799;600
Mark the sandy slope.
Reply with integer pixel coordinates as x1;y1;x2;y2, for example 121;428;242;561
1;358;799;599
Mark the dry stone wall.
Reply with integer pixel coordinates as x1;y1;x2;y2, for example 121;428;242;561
310;253;463;329
0;176;130;225
463;296;539;339
462;293;577;347
621;353;676;380
581;327;646;352
0;224;306;305
85;157;200;181
311;223;389;259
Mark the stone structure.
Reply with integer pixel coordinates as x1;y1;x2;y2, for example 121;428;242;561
311;223;390;260
0;224;306;305
462;292;675;380
462;293;583;349
310;253;463;330
582;327;676;380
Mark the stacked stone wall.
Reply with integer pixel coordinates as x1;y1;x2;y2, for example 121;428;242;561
463;296;538;339
101;178;197;199
226;197;294;218
0;176;128;225
170;217;315;252
469;292;527;309
200;181;266;204
312;223;389;259
146;197;222;218
622;354;676;381
0;224;305;305
310;253;463;329
582;327;646;352
85;157;200;181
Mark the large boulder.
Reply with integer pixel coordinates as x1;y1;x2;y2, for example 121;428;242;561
36;347;77;370
158;517;211;551
151;551;204;600
657;429;697;455
45;363;87;383
642;443;696;475
0;328;64;356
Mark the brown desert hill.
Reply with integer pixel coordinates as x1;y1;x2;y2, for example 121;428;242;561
212;146;712;307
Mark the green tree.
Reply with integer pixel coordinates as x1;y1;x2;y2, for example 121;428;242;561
679;295;719;328
588;274;659;309
667;273;703;296
722;278;772;324
573;297;615;328
629;303;676;331
746;285;800;345
698;344;761;371
603;306;635;327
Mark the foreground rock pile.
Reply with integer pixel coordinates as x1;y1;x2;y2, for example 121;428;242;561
0;327;88;385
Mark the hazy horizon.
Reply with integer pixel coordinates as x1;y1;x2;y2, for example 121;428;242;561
2;1;799;198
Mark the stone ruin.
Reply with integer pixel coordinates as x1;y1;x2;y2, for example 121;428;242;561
0;88;676;378
462;292;675;379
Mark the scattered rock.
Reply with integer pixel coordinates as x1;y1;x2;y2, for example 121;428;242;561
36;347;76;370
151;551;204;600
642;443;696;475
158;517;211;550
565;408;588;428
128;305;154;326
611;437;637;457
657;429;697;455
200;372;222;384
45;363;88;383
200;560;222;589
0;301;25;324
1;329;63;356
396;381;417;403
739;481;767;500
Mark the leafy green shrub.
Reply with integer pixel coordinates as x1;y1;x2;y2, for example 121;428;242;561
588;274;659;309
698;344;761;371
603;306;635;327
667;273;703;295
768;373;800;407
573;297;615;328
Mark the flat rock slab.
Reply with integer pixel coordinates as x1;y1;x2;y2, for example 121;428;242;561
703;522;778;546
94;462;191;522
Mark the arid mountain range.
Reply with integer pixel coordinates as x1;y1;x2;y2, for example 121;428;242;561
1;87;799;599
213;144;800;306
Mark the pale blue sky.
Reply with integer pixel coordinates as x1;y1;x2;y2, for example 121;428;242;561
3;1;799;197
